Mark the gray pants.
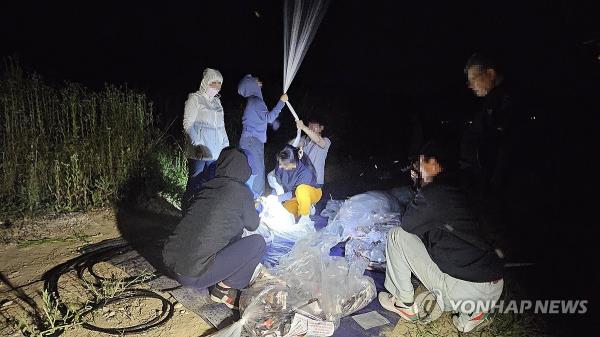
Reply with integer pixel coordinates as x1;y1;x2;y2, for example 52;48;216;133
384;227;503;318
240;136;265;195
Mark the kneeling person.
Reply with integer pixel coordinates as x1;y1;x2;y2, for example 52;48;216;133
162;147;265;309
379;141;503;333
269;145;322;222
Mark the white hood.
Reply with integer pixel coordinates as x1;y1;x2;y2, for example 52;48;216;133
199;68;223;95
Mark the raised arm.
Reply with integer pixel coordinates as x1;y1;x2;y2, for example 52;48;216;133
296;120;327;148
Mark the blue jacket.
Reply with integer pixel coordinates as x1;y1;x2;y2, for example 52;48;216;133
274;156;317;195
238;74;285;143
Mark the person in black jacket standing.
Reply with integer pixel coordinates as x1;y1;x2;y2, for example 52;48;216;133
378;141;504;333
461;53;514;194
162;147;265;309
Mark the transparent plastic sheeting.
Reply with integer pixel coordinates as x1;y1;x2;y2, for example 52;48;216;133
322;190;406;264
245;189;411;266
210;232;376;337
244;195;315;267
282;0;330;141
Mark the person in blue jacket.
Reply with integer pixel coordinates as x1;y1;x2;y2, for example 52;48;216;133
238;74;288;196
271;145;322;222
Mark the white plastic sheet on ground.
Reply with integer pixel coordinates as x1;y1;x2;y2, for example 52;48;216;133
259;195;314;242
244;195;315;267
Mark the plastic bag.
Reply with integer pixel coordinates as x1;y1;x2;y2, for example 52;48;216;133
324;191;401;239
210;278;309;337
273;232;377;325
245;195;315;267
216;232;376;337
259;195;314;242
344;222;397;264
319;199;343;218
322;190;402;265
214;277;330;337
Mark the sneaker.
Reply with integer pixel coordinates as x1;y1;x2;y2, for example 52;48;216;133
378;292;419;322
209;284;239;309
452;312;493;333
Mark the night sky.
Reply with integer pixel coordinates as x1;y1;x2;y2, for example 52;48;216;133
2;7;598;195
2;1;599;226
2;1;599;333
4;0;597;182
2;1;598;112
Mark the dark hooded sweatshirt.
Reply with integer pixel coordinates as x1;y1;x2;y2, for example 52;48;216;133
162;148;260;278
401;172;503;282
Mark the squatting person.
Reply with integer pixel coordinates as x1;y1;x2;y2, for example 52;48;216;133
268;145;321;223
162;147;265;309
379;140;504;333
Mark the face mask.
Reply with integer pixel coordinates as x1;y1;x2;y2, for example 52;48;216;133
206;87;220;98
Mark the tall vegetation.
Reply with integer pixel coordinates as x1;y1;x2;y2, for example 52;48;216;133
0;59;155;214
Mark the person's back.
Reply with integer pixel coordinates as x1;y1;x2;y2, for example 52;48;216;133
163;148;258;278
238;74;286;143
237;74;287;195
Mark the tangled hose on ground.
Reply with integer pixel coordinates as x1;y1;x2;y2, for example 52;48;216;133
42;241;174;336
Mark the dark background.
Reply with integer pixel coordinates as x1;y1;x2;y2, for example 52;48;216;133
1;1;598;159
2;0;598;334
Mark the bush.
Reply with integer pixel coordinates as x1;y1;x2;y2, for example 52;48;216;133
0;58;154;215
133;144;188;209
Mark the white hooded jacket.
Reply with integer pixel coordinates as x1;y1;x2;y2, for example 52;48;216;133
183;68;229;160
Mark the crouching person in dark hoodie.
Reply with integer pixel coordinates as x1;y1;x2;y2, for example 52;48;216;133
162;147;265;309
379;141;503;333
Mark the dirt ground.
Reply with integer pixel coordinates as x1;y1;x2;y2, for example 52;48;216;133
1;206;547;337
0;208;212;337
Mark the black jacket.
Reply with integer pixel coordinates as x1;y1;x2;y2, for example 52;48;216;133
162;147;260;277
460;85;514;189
401;172;503;282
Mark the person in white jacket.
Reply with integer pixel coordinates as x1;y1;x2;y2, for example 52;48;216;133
181;68;230;213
